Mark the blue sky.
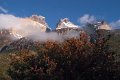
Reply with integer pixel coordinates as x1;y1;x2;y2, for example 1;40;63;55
0;0;120;29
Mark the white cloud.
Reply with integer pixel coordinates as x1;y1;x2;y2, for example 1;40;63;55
78;14;96;25
0;6;8;13
28;32;63;42
110;20;120;29
0;14;24;29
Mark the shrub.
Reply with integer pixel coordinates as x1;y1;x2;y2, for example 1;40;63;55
8;33;117;80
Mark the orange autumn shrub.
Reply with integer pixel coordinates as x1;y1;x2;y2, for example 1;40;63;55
8;33;116;80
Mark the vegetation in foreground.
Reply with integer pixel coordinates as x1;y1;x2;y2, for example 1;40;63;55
0;28;120;80
5;33;119;80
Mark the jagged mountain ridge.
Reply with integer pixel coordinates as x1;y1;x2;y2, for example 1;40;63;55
0;15;113;52
10;16;83;39
1;15;112;39
0;18;112;38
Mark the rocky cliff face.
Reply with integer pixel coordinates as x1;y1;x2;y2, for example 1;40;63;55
94;21;112;30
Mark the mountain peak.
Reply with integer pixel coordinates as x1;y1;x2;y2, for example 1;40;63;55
60;18;70;23
30;15;46;25
56;18;80;30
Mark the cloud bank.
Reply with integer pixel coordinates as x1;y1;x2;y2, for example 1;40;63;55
110;20;120;29
0;14;22;29
78;14;96;25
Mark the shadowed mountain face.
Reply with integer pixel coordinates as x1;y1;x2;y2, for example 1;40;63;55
0;29;12;47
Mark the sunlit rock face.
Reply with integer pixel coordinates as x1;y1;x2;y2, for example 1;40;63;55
30;15;51;32
11;15;50;39
95;21;112;30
